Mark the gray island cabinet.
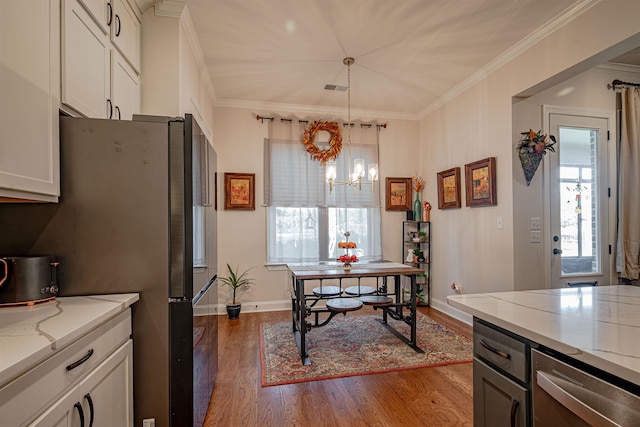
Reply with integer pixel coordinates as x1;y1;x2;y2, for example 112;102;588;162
448;286;640;426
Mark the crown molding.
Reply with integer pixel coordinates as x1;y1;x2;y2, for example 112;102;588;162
153;0;185;18
418;0;600;119
594;62;640;75
213;98;419;122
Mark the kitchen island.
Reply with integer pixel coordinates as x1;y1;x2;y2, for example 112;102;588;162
449;285;640;426
447;285;640;386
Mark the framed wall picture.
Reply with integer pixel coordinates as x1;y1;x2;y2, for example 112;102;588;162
465;157;497;207
224;172;255;210
385;177;412;211
437;167;461;209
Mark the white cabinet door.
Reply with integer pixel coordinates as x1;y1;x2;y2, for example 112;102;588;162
62;0;110;118
0;0;60;201
111;0;140;72
77;0;109;33
111;50;140;120
29;340;134;427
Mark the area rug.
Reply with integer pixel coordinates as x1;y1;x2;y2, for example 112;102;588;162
260;312;472;386
193;326;205;348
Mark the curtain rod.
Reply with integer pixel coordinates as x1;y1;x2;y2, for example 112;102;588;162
255;115;387;129
607;79;640;90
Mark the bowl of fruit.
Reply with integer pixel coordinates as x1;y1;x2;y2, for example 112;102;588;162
338;254;358;265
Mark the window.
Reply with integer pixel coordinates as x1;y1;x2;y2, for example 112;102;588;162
265;119;382;264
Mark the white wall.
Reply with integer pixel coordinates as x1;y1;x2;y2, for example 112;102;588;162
212;107;419;311
141;6;215;140
512;64;640;291
142;0;640;316
420;0;640;318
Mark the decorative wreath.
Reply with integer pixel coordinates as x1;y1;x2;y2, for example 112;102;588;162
302;120;342;164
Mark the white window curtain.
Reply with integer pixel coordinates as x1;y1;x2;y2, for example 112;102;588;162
617;87;640;280
264;116;382;264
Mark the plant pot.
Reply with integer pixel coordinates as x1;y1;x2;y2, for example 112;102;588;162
519;152;544;186
226;303;241;320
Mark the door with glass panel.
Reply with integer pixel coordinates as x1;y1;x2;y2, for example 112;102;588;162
547;110;612;288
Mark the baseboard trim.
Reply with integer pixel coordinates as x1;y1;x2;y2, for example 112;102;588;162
204;300;292;316
200;298;473;324
430;297;473;325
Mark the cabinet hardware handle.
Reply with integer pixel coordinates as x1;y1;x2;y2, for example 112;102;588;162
115;106;121;120
66;348;94;371
74;402;85;427
107;99;113;119
510;399;519;427
479;339;511;359
107;3;112;26
84;393;95;427
115;15;121;36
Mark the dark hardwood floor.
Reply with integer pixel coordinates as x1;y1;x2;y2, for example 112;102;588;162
203;306;473;426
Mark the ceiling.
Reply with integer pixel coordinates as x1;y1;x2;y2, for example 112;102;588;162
184;0;639;119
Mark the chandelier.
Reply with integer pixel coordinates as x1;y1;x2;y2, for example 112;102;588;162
326;57;378;193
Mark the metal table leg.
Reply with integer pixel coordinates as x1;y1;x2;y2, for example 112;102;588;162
293;277;310;365
409;274;417;346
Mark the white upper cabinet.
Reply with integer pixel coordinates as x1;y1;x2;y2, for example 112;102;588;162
111;0;140;72
112;50;140;120
0;0;60;202
78;0;109;33
62;0;110;118
61;0;140;119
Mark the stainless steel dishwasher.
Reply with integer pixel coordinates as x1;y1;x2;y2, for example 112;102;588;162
532;348;640;426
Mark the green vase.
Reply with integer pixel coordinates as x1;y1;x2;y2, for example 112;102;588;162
413;193;421;221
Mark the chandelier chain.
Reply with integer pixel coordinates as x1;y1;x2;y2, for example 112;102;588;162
347;58;351;150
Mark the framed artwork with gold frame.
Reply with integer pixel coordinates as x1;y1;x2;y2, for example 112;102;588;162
437;167;461;209
385;177;412;211
465;157;497;207
224;173;255;210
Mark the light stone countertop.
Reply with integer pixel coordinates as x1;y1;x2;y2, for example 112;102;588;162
0;293;139;387
447;285;640;386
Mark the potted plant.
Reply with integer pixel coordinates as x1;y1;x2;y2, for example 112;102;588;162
412;248;421;263
418;231;427;242
220;263;255;319
516;129;556;186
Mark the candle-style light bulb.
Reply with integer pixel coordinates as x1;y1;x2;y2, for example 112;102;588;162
368;163;378;181
354;158;365;178
326;161;337;182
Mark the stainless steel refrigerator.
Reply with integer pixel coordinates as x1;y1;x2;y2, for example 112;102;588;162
0;114;218;426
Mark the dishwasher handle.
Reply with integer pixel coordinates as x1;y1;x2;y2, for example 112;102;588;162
536;371;621;427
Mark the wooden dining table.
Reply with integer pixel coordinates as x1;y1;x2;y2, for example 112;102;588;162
287;261;425;365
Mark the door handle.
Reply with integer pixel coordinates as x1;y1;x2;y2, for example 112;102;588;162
74;402;85;427
553;248;563;255
510;399;519;427
84;393;94;427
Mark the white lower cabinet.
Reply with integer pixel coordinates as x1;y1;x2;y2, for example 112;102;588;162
30;340;133;427
0;310;134;426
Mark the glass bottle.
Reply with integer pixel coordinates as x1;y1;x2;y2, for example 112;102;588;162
413;192;422;222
